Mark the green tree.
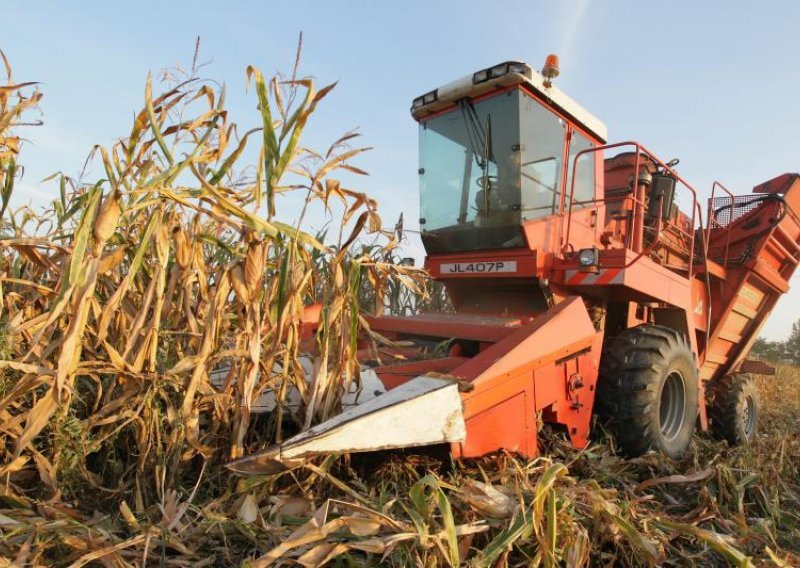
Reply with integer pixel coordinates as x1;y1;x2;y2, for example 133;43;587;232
750;336;788;364
785;319;800;366
750;317;800;365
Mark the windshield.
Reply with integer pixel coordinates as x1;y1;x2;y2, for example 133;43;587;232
419;89;569;252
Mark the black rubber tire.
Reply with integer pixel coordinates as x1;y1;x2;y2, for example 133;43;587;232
596;325;699;459
708;373;759;446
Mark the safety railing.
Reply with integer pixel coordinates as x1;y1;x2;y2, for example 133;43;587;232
562;141;706;278
706;181;736;269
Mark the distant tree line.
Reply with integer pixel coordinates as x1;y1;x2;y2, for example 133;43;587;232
751;319;800;365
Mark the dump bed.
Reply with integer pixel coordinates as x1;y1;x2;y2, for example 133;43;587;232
700;174;800;381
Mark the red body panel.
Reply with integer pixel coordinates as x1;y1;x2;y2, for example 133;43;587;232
366;297;599;459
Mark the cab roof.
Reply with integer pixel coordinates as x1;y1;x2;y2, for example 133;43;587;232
411;60;608;143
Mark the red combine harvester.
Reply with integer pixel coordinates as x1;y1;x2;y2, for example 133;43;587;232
229;57;800;474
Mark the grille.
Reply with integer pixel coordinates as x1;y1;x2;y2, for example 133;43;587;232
709;195;765;228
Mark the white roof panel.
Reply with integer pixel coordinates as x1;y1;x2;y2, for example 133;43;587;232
411;61;608;143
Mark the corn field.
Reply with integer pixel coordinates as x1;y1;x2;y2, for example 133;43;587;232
0;48;798;567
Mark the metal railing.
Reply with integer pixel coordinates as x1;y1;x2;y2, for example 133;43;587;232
706;181;736;269
562;141;706;277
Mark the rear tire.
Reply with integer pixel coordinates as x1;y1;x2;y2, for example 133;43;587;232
597;325;698;459
708;373;759;445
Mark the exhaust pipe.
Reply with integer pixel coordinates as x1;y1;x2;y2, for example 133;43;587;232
226;375;466;475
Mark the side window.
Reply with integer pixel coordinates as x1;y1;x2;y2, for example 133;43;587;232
567;130;596;209
521;157;559;213
519;92;567;220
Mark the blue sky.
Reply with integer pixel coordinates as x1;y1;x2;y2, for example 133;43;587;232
4;1;800;340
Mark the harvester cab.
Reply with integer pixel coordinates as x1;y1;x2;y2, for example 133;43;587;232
228;57;800;475
414;59;607;318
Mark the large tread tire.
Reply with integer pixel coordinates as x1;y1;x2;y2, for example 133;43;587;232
597;325;699;459
708;373;759;446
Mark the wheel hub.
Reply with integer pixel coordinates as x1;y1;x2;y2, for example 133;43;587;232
659;371;686;440
742;394;756;438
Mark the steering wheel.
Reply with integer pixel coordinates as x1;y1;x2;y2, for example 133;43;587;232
476;175;498;190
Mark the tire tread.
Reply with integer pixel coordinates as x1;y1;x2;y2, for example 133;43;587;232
596;324;698;458
708;373;759;445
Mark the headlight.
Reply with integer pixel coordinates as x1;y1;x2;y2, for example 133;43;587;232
412;90;438;110
473;69;489;83
488;63;508;78
578;248;599;270
423;90;438;104
473;62;524;84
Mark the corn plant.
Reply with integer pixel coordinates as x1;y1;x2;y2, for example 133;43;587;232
0;46;426;503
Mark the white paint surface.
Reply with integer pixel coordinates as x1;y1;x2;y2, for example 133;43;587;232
227;375;465;473
279;375;466;459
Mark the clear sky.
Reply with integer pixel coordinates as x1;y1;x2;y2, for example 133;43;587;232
4;1;800;340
